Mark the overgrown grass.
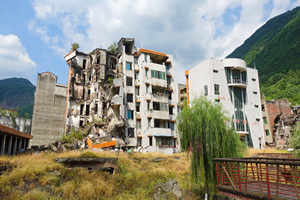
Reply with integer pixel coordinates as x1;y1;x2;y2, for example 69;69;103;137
0;151;195;199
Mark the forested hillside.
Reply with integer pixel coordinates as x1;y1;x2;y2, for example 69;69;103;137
0;78;35;118
227;7;300;104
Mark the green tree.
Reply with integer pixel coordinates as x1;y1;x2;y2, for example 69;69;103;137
289;122;300;158
107;42;117;54
71;43;80;51
177;96;245;197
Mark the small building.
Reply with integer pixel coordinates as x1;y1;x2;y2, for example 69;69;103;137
185;58;265;149
30;72;67;146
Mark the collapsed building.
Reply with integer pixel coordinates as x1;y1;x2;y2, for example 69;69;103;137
0;109;31;134
64;38;179;154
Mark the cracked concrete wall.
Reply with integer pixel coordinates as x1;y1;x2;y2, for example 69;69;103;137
31;72;67;146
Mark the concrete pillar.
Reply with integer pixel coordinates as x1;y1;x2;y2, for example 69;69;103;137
12;137;18;156
0;134;6;156
17;137;22;154
22;138;26;149
7;135;12;156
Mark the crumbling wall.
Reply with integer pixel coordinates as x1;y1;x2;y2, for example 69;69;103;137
66;48;126;146
31;72;67;146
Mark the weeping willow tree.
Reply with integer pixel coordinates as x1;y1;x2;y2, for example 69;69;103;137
177;96;245;196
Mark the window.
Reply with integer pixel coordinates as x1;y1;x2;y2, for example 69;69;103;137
256;118;260;122
136;102;140;112
169;91;172;100
144;54;147;62
166;63;170;71
204;85;208;96
253;91;257;95
137;119;141;130
145;68;149;77
213;69;218;73
263;117;267;124
146;84;149;93
95;104;98;114
254;104;259;108
128;128;134;138
149;136;153;146
215;99;220;102
252;78;256;81
135;72;139;80
265;130;270;136
83;59;86;69
180;97;184;102
167;76;171;85
127;93;133;102
126;77;133;86
147;101;150;111
128;110;134;119
134;57;138;65
126;62;132;70
214;84;220;95
151;70;166;80
148;118;151;128
86;104;90;115
153;102;168;111
169;106;173;115
168;122;174;131
135;87;140;96
137;137;142;146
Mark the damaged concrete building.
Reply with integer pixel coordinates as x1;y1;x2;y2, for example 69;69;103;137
64;38;179;154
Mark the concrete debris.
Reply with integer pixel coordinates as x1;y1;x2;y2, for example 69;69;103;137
65;47;127;150
153;178;184;200
55;157;118;174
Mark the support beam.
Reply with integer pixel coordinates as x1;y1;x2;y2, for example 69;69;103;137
12;137;17;156
7;135;12;156
0;134;6;156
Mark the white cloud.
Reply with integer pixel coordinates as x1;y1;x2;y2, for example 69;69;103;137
0;34;36;81
31;0;298;83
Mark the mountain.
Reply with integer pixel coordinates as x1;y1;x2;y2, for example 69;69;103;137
0;78;35;118
227;7;300;104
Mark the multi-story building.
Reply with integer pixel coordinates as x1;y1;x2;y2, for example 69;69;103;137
177;84;187;112
185;58;265;149
64;38;179;154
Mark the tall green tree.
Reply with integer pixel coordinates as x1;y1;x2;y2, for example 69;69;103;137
71;43;80;51
177;96;245;196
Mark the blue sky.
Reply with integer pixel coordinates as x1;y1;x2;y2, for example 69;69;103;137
0;0;299;85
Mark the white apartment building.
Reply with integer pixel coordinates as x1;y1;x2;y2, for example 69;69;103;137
64;38;179;154
185;58;265;149
118;38;179;154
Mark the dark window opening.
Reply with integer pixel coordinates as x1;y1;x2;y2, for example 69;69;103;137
169;106;173;115
83;59;86;69
137;137;142;146
169;91;172;100
136;102;140;112
253;91;257;95
215;99;220;102
204;85;208;96
213;69;218;73
256;118;260;122
95;104;98;114
127;93;133;102
80;104;84;115
126;77;133;86
128;128;135;138
265;130;270;136
80;120;84;127
86;105;90;115
254;104;259;108
149;136;153;146
252;78;256;81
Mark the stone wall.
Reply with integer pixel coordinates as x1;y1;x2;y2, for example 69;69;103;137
30;72;67;146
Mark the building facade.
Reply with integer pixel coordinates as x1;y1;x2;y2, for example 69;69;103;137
64;38;179;154
177;84;187;113
30;72;67;146
185;58;265;149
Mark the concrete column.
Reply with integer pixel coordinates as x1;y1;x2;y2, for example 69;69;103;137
17;137;22;154
12;137;18;156
22;138;26;149
0;134;6;156
7;135;12;156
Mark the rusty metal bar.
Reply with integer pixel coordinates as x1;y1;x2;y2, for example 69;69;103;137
223;166;237;191
256;163;263;196
291;165;300;199
245;163;248;193
276;164;279;199
238;162;241;192
266;164;271;199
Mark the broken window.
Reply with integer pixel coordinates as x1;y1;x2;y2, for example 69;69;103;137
83;59;86;69
135;87;140;96
80;104;84;115
126;77;133;86
136;102;140;112
214;84;220;95
128;128;135;138
148;118;151;128
128;110;134;119
126;62;132;70
86;104;90;116
127;93;133;103
95;104;98;114
149;136;153;146
204;85;208;96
